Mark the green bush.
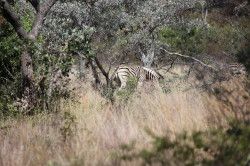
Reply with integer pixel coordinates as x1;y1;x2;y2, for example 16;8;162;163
159;23;245;57
118;121;250;165
159;26;208;56
115;77;138;103
0;23;22;118
60;111;77;142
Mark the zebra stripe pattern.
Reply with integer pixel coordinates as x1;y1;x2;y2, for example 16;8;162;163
113;65;163;90
227;63;246;76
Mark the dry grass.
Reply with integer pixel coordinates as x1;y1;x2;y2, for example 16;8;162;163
0;71;249;166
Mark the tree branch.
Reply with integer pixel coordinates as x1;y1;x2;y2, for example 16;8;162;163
27;0;39;12
0;0;29;39
2;61;15;80
157;57;177;71
160;48;218;71
138;46;146;61
1;0;57;40
94;57;110;85
29;0;57;39
89;58;101;87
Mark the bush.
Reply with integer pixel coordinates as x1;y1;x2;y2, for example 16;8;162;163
159;21;246;58
115;77;138;103
159;26;206;56
0;22;22;118
60;111;77;142
118;121;250;165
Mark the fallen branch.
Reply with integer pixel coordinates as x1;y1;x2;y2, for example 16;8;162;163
160;48;218;71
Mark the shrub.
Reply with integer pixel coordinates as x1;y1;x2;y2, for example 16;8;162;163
119;120;250;166
60;111;77;142
0;22;23;118
115;77;138;103
159;21;246;58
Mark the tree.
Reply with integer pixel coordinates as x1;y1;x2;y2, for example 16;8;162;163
76;0;205;67
0;0;57;110
120;0;206;67
44;0;207;90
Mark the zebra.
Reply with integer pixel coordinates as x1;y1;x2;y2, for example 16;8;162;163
112;65;163;90
227;63;246;76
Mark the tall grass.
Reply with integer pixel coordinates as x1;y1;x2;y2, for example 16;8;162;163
0;75;248;166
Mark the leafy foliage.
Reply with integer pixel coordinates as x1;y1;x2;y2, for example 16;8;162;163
0;22;22;118
159;22;245;57
60;111;77;142
160;26;207;56
0;0;249;116
115;77;138;103
119;121;250;166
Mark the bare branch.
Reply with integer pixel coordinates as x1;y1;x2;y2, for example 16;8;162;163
157;57;177;71
89;58;101;87
160;48;218;71
94;57;110;85
186;63;194;78
2;61;15;79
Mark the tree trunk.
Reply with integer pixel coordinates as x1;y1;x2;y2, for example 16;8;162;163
1;0;57;112
139;42;155;68
78;55;86;79
89;58;101;88
21;48;36;111
94;57;110;86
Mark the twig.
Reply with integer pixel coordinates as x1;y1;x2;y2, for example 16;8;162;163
0;76;10;83
186;63;194;78
2;61;15;79
160;48;218;71
157;57;177;72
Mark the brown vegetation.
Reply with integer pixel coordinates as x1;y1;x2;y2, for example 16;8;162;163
0;67;248;166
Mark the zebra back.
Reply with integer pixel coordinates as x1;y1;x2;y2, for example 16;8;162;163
227;63;246;76
116;65;141;78
141;67;164;80
113;65;163;82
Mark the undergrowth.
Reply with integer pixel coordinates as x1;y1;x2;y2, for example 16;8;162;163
118;120;250;166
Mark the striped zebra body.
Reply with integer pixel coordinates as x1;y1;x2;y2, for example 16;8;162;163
113;65;163;90
227;63;246;76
